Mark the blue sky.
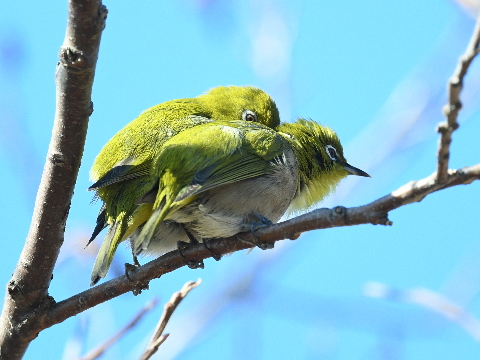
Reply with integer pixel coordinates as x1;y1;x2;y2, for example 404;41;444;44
1;1;480;359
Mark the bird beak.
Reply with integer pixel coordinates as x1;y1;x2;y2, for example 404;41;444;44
342;163;371;177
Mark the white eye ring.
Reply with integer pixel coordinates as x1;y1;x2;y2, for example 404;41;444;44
242;109;257;122
325;145;337;161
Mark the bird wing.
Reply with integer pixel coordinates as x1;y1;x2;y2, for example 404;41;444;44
132;122;286;253
88;157;151;191
89;110;213;191
174;151;279;203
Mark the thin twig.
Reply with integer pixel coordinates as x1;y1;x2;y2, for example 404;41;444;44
437;14;480;182
78;298;158;360
139;280;202;360
0;2;107;359
364;283;480;342
149;334;170;351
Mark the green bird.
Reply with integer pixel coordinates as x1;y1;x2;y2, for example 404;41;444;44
122;119;369;282
89;86;281;285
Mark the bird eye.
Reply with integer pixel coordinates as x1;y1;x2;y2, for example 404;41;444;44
325;145;338;161
242;109;258;122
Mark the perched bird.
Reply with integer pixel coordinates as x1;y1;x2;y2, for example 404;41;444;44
131;120;300;258
95;119;369;285
89;86;281;285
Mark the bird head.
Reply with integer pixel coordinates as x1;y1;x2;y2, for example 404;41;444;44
198;86;280;129
279;119;370;213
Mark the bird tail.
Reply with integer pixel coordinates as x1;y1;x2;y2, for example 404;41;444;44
90;219;124;286
90;204;154;286
132;198;172;256
85;204;107;248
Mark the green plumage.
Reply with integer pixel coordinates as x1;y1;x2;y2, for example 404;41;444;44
89;86;281;285
89;88;370;286
278;119;350;213
127;118;368;266
90;86;280;194
132;120;292;255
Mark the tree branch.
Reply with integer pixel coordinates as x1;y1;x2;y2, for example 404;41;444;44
38;163;479;329
139;280;201;360
263;164;480;240
437;13;480;182
78;298;158;360
2;5;480;359
364;282;480;342
0;1;107;359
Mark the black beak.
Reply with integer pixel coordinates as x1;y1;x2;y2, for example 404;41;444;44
342;163;371;177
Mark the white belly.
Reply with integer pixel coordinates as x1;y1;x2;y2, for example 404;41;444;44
131;148;298;256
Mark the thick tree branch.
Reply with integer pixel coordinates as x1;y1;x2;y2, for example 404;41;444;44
0;1;107;359
437;14;480;182
38;163;479;328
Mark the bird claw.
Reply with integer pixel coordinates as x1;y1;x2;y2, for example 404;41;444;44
236;233;274;250
187;259;205;269
124;260;150;295
248;212;273;233
125;261;139;282
124;254;141;282
256;240;274;250
177;240;205;269
251;212;273;228
237;213;275;250
204;239;222;261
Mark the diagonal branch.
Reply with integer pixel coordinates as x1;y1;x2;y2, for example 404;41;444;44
437;13;480;182
0;1;107;359
78;298;158;360
364;282;480;342
139;280;202;360
40;163;480;328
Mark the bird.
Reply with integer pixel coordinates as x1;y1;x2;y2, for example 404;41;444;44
89;118;369;285
88;86;281;285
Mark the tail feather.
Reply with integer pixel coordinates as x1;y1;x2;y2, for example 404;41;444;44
90;221;122;286
86;205;107;248
132;201;171;255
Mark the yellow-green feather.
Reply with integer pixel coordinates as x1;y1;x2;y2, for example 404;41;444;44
278;119;350;214
90;86;280;184
132;121;287;254
90;86;281;284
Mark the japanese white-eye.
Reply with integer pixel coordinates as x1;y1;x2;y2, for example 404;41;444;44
89;86;280;285
90;117;369;285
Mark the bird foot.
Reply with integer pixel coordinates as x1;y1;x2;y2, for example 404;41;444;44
236;233;274;250
250;212;273;230
177;240;205;269
237;213;274;250
124;255;141;282
204;239;222;261
124;257;150;295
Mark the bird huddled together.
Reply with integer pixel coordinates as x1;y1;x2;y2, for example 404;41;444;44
87;86;370;286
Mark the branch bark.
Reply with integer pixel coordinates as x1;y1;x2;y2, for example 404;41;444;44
0;1;107;359
36;163;479;329
139;280;201;360
437;14;480;182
